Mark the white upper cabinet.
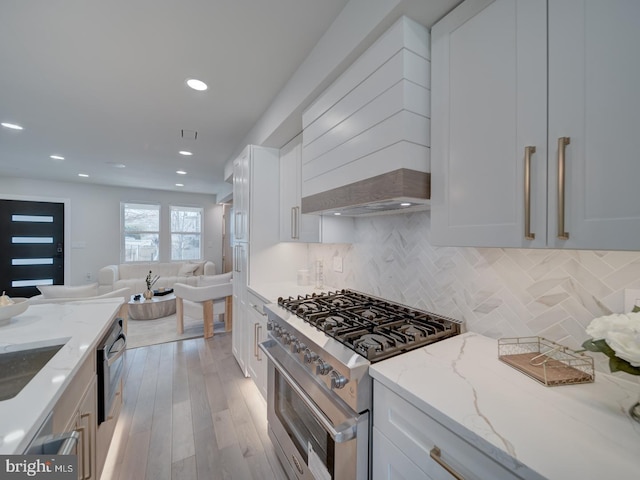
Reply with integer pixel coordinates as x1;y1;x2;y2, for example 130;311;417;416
232;147;250;243
279;134;321;242
431;0;640;250
279;134;354;243
547;0;640;250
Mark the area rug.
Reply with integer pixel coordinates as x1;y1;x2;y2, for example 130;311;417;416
125;313;228;349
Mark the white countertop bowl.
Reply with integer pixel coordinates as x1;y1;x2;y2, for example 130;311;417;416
0;298;29;325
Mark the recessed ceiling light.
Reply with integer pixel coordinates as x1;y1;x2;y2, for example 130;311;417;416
50;155;65;160
1;122;23;130
176;170;187;175
179;151;193;156
78;173;89;178
186;78;208;91
175;183;184;187
106;162;126;168
334;212;342;216
400;202;412;207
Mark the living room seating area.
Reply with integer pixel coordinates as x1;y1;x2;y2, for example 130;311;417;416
98;260;217;294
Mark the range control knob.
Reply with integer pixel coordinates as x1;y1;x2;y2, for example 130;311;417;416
330;371;348;389
304;350;319;364
315;360;332;376
282;333;292;345
291;341;306;353
274;326;284;337
267;321;274;331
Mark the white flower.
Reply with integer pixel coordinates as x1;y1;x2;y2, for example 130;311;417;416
585;312;640;367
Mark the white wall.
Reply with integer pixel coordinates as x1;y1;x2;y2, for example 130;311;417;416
0;176;223;286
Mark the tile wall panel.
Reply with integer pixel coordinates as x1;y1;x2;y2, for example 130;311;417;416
308;211;640;375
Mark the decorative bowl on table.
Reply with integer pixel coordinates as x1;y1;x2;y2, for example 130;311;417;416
0;298;29;326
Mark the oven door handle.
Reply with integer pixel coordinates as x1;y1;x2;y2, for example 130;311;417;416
261;343;357;443
106;333;127;367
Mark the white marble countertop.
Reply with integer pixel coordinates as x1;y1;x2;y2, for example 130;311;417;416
370;332;640;480
0;298;122;454
248;281;341;304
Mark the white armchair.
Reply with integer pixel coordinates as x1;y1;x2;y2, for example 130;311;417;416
173;272;233;338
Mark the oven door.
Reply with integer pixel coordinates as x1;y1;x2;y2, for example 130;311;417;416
261;339;369;480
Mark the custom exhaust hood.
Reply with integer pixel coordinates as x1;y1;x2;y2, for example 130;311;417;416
301;168;430;216
300;16;431;217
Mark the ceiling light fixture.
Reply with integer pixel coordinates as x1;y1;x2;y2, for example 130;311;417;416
175;183;184;187
78;173;89;178
400;202;412;207
334;212;342;216
50;155;65;160
186;78;208;91
1;122;23;130
176;170;187;175
179;151;193;156
106;162;126;168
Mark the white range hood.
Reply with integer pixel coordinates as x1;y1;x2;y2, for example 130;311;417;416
300;16;431;216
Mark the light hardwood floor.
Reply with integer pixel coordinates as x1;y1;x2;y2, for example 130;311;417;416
101;333;288;480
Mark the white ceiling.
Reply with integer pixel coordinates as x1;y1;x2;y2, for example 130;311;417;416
0;0;462;200
0;0;349;197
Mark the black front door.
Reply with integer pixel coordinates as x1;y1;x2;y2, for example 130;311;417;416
0;199;65;297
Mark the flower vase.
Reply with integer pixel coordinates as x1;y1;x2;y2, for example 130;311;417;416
143;289;154;300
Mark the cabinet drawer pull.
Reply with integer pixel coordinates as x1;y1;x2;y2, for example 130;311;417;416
257;324;262;361
430;446;464;480
524;145;536;240
254;322;259;358
557;136;570;239
292;206;297;239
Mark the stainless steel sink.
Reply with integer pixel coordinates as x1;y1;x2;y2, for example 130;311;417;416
0;340;68;401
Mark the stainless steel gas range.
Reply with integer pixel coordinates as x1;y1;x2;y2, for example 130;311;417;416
260;289;462;480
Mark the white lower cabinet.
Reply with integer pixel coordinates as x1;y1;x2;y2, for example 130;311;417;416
246;291;268;399
373;427;431;480
373;380;520;480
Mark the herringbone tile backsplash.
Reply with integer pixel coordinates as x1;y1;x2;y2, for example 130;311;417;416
309;211;640;365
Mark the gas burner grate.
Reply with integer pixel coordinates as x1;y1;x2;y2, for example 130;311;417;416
278;289;461;361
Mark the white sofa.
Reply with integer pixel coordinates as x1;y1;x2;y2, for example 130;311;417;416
98;261;216;294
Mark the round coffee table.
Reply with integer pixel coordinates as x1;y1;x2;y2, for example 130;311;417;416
128;293;176;320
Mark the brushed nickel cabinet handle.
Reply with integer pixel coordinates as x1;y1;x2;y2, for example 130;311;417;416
430;446;464;480
557;136;570;239
254;322;259;358
257;324;262;361
294;206;300;239
80;412;92;479
291;207;296;239
524;146;536;240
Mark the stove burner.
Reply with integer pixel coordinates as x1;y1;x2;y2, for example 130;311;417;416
322;315;346;328
296;302;320;315
361;309;377;320
354;333;394;354
331;298;353;308
397;324;429;339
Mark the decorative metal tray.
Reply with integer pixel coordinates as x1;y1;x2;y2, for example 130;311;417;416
498;337;594;386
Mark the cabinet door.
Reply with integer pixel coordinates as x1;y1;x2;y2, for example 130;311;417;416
431;0;547;247
246;300;268;400
373;428;433;480
548;0;640;250
76;376;97;480
232;148;249;243
231;243;249;377
279;134;321;243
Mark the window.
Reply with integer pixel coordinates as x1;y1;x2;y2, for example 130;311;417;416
171;206;202;260
122;203;160;262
